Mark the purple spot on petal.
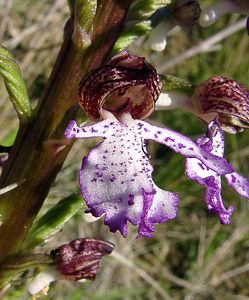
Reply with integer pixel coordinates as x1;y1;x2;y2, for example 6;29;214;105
198;162;205;170
178;143;186;149
231;174;236;183
165;137;174;142
128;195;135;206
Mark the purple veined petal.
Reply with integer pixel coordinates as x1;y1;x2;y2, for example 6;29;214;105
137;188;178;238
134;120;234;176
204;176;234;224
197;121;249;199
225;172;249;199
186;120;249;224
186;157;234;224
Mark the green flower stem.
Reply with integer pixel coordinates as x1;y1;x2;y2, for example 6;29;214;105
127;0;172;21
0;45;33;121
0;254;53;290
160;74;195;96
0;0;134;270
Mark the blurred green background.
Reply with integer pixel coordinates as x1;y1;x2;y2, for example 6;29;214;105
0;0;249;299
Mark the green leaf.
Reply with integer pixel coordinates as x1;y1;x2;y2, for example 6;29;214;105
0;128;18;147
160;74;195;96
127;0;173;21
112;21;151;54
24;194;83;249
72;0;97;49
0;45;33;121
112;3;173;54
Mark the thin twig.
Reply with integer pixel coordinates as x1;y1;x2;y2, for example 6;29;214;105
158;18;247;73
185;213;249;300
212;263;249;287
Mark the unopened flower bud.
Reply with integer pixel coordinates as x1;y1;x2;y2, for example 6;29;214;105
200;0;249;27
28;271;55;296
148;0;200;52
192;76;249;133
172;0;201;27
78;50;161;121
51;238;114;281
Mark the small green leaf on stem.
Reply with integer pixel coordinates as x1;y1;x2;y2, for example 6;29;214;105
24;194;83;249
113;3;173;54
0;45;33;121
112;21;152;54
72;0;97;49
127;0;173;21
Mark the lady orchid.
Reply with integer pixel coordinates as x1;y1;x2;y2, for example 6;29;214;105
65;51;248;238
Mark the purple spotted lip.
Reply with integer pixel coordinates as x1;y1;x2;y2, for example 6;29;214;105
64;111;238;238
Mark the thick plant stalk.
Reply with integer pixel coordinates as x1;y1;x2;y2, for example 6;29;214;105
0;0;133;267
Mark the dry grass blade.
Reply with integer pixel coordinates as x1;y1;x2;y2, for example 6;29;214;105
158;18;247;72
185;213;249;300
112;251;172;300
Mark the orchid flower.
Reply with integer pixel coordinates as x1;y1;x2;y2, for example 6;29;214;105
186;120;249;224
65;51;235;238
65;110;233;237
200;0;249;31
